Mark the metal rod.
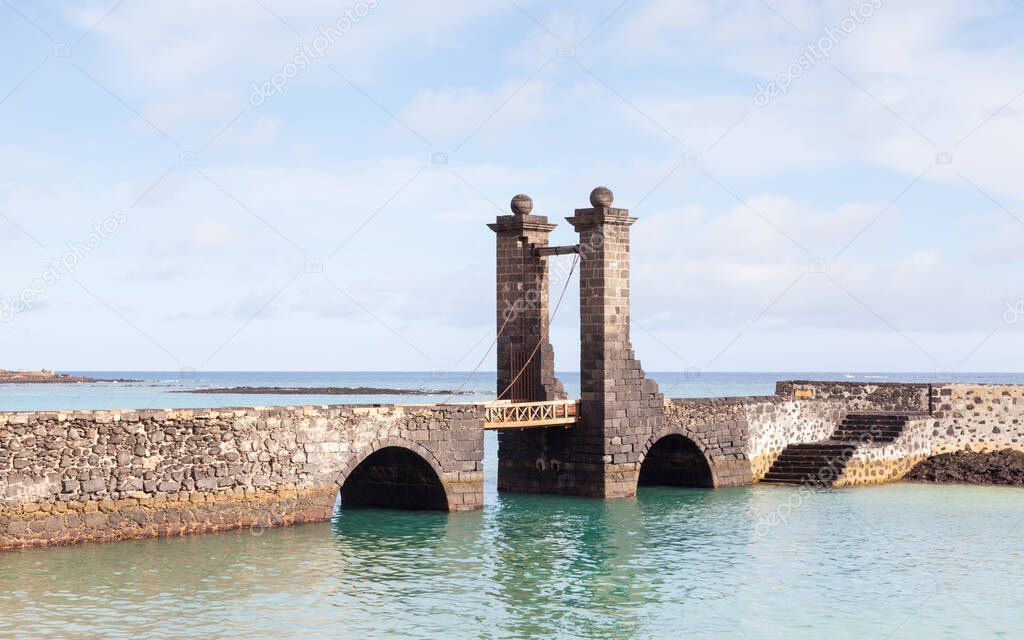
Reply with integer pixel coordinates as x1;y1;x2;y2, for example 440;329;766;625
533;244;580;257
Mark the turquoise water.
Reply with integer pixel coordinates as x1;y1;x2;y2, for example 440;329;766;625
1;475;1021;638
1;372;1022;638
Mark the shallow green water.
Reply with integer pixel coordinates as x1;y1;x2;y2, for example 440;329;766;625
1;478;1021;639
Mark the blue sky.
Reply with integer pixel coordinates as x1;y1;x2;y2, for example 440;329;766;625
1;0;1024;373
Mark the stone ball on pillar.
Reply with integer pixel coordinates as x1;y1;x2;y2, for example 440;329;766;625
510;193;534;215
590;186;614;208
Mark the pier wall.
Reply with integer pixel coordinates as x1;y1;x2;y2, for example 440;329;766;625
661;397;845;486
838;383;1024;485
0;404;484;550
774;380;930;412
5;381;1024;550
776;380;1024;485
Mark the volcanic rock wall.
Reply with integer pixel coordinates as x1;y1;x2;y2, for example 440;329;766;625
661;396;846;485
776;380;1024;486
0;404;484;550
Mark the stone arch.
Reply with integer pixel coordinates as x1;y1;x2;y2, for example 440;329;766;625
337;438;451;511
637;429;718;489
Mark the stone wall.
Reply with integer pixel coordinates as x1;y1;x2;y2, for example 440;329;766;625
520;381;1024;491
0;404;484;550
832;383;1024;486
658;396;845;486
928;384;1024;452
835;416;933;487
741;398;846;480
776;380;930;412
9;380;1024;550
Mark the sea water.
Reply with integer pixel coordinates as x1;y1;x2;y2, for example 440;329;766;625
0;372;1020;638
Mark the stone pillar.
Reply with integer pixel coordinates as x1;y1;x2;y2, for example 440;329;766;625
567;186;664;498
488;194;565;402
489;194;567;493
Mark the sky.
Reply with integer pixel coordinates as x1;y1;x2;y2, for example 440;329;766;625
1;0;1023;374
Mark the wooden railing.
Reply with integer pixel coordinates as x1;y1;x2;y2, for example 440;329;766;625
483;400;579;430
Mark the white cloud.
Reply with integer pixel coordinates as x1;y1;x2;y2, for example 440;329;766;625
632;196;1011;336
401;80;552;145
0;0;1020;370
187;220;240;252
970;218;1024;265
587;0;1024;206
64;0;503;89
144;89;241;132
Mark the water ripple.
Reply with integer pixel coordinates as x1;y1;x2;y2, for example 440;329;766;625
1;482;1022;639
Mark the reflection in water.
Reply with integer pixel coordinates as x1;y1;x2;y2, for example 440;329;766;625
488;494;633;637
1;482;1022;639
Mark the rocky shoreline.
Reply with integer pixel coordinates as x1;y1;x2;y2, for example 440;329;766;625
0;369;137;384
905;450;1024;487
174;386;472;396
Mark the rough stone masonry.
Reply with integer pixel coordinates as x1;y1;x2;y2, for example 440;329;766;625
4;186;1024;550
0;404;483;550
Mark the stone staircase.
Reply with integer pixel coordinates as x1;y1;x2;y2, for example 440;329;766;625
761;413;918;486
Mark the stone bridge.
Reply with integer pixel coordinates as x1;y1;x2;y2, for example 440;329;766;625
3;187;1024;549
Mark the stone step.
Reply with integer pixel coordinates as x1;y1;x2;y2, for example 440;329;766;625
768;456;850;467
840;425;904;432
770;464;845;473
822;440;893;448
767;470;841;479
832;428;903;441
831;438;897;444
845;412;921;419
839;424;904;431
760;475;832;486
763;470;836;479
763;411;917;487
844;414;908;420
771;459;847;468
775;449;847;456
778;448;844;453
772;454;850;463
831;437;900;444
835;421;906;431
845;410;924;415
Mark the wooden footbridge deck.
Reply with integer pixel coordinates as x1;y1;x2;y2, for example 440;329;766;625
483;400;579;430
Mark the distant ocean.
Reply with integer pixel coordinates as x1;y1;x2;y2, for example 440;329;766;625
5;370;1024;639
3;371;1024;412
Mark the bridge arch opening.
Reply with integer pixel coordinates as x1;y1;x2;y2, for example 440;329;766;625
638;435;714;488
340;447;448;511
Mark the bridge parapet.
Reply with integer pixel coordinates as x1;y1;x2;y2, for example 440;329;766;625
0;403;486;550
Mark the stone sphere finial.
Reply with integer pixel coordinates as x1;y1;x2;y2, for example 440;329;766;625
590;186;613;207
510;193;533;215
